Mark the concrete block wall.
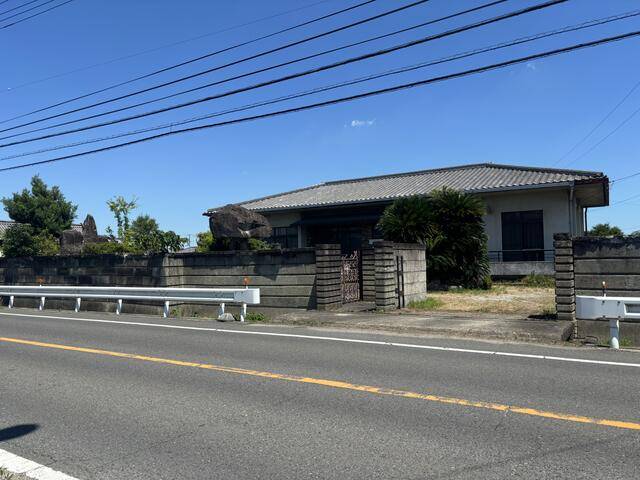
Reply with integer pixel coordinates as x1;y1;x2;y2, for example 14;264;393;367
393;243;427;305
0;248;318;316
554;234;640;345
361;245;375;302
374;241;397;311
573;236;640;297
314;244;342;310
553;233;575;322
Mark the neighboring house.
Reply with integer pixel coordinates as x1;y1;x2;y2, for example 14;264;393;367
0;220;83;255
205;163;609;276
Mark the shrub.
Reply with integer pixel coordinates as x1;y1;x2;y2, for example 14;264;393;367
378;196;434;243
521;273;554;288
248;238;272;251
1;224;59;257
82;242;128;255
195;231;215;252
245;312;268;322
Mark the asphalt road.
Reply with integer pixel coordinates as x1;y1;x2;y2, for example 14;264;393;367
0;308;639;479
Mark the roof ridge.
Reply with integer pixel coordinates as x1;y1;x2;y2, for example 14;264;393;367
322;162;603;186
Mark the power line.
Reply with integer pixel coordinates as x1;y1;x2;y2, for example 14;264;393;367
0;0;509;140
564;102;640;167
611;191;640;206
1;0;336;93
0;0;379;124
2;28;637;173
0;0;436;135
0;0;59;23
612;170;640;184
0;0;41;17
3;7;634;162
0;0;568;148
0;0;74;29
554;77;640;166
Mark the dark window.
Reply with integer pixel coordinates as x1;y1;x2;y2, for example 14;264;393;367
501;210;544;261
271;227;298;248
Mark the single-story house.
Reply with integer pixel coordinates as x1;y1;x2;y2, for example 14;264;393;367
206;163;609;276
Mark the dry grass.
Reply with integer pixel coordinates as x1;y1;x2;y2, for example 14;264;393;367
411;284;555;316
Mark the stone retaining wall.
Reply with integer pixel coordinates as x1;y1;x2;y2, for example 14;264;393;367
0;248;317;316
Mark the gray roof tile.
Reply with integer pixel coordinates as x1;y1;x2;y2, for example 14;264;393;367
228;163;606;212
0;220;83;236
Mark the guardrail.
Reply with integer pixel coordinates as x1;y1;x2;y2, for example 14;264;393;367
0;285;260;321
576;295;640;349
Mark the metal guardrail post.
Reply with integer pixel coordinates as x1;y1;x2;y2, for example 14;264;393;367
39;297;45;311
116;299;123;315
163;301;170;318
8;296;14;309
609;318;620;349
75;298;81;313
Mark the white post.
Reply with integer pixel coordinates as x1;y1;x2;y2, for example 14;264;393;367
240;303;247;322
39;296;45;311
116;299;123;315
75;297;81;313
610;318;620;349
8;295;14;309
218;303;225;317
163;301;170;318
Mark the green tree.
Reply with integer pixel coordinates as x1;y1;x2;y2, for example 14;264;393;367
195;231;215;252
106;195;138;239
379;188;490;289
588;223;623;237
2;175;77;238
125;215;185;254
2;224;59;257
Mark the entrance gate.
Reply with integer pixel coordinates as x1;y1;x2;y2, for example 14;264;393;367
341;250;361;303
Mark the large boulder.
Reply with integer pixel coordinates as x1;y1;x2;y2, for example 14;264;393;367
59;214;109;255
82;214;98;242
59;229;84;255
208;204;272;250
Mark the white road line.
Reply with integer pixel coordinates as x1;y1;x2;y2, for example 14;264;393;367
0;447;79;480
1;311;640;369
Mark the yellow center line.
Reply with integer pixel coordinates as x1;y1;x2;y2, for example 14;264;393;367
2;336;639;431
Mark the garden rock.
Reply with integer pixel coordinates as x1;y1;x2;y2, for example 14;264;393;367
208;204;272;250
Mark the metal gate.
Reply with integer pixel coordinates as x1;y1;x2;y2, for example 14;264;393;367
396;255;405;308
341;250;361;303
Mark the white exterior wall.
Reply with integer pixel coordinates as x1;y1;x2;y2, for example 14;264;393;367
481;187;580;252
262;211;303;247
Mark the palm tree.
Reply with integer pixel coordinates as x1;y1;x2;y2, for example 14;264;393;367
378;188;490;289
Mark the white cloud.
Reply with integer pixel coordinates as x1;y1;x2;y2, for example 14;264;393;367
526;62;537;71
350;119;376;127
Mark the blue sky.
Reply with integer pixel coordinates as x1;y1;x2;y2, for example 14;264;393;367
1;0;639;239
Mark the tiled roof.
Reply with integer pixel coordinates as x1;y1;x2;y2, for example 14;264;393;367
0;220;83;236
225;163;607;212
